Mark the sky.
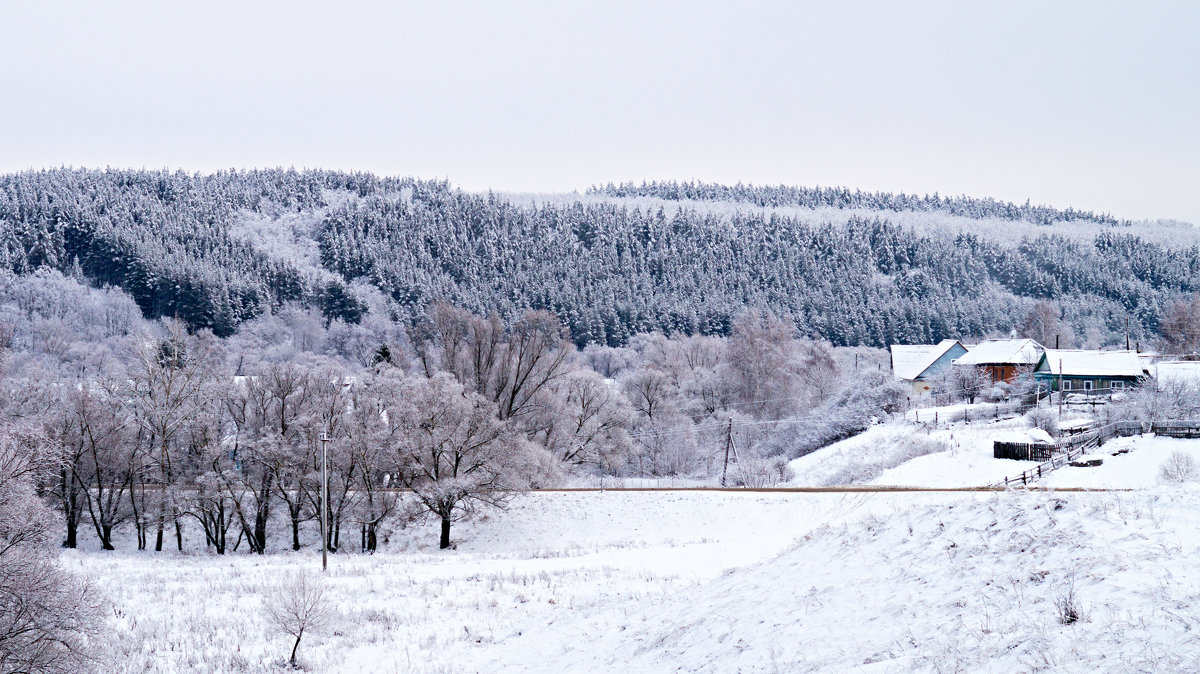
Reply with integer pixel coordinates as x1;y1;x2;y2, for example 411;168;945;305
1;1;1198;223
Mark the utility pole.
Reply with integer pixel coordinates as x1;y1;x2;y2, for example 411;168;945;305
319;431;329;572
721;418;732;487
1057;358;1064;418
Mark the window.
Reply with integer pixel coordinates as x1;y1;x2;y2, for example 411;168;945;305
1111;381;1125;391
1084;381;1094;392
1062;380;1072;391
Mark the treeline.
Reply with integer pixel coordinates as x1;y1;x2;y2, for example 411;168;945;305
320;193;1187;347
590;179;1129;227
0;168;452;336
0;168;1194;349
0;271;909;556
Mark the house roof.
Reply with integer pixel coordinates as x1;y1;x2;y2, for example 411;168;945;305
954;339;1044;367
1036;349;1146;378
1154;361;1200;384
890;339;965;381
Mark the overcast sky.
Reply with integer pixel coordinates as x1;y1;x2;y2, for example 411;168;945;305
2;1;1197;223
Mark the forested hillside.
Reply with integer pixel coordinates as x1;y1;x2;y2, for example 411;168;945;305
590;179;1129;226
1;168;1196;347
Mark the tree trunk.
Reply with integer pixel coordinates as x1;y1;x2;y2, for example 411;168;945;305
174;515;183;552
289;630;303;666
64;517;77;549
100;525;114;551
254;504;269;555
439;515;451;549
366;522;377;553
155;518;164;552
291;515;301;551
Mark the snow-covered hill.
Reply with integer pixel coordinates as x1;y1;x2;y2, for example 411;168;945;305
489;486;1200;673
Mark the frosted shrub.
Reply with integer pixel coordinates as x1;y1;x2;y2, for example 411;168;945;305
1158;450;1199;484
264;571;335;667
734;455;795;488
1025;408;1059;437
818;434;947;486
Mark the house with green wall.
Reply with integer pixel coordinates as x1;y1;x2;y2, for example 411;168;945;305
1033;349;1148;393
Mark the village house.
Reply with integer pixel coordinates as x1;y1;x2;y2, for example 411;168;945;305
953;338;1045;384
889;339;969;394
1033;349;1148;393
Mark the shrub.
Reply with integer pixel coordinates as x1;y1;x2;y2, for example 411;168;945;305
1025;408;1059;437
1158;450;1199;484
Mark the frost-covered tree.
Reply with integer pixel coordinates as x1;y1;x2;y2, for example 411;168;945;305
0;407;105;674
388;373;532;549
117;321;222;552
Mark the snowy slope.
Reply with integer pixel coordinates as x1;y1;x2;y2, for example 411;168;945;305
487;488;1200;673
79;491;929;673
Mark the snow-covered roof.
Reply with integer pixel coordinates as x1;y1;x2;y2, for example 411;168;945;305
1037;349;1146;377
954;339;1043;366
890;339;964;381
1154;361;1200;385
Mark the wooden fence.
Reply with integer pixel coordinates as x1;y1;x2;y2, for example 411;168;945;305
996;421;1148;487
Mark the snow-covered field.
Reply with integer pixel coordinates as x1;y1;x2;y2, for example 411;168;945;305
74;428;1200;673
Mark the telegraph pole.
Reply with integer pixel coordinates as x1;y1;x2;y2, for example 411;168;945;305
319;431;329;572
721;418;732;487
1057;358;1064;418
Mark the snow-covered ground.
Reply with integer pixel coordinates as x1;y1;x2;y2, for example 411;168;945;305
79;491;940;673
787;419;1034;488
485;487;1200;673
72;422;1200;673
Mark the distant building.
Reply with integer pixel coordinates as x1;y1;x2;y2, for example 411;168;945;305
1033;349;1148;393
953;338;1045;384
1152;361;1200;387
890;339;969;394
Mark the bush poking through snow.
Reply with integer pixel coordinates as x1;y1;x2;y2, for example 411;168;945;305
733;455;795;488
1158;450;1199;484
264;571;335;668
1025;408;1059;438
1054;580;1086;625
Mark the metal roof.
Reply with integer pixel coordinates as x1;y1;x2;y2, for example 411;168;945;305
1037;349;1146;377
890;339;964;381
954;339;1044;366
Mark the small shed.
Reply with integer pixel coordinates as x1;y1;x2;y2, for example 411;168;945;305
953;338;1045;384
1034;349;1147;394
890;339;969;394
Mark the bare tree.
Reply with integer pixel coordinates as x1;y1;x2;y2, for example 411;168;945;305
388;373;530;549
950;366;993;404
1021;299;1074;348
117;321;221;552
0;421;105;674
493;311;574;421
1160;294;1200;355
534;370;633;470
263;571;334;667
344;372;402;553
